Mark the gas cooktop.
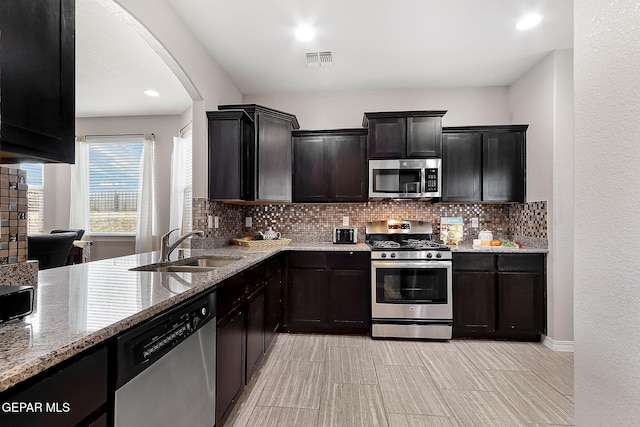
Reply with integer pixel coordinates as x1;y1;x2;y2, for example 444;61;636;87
366;220;453;260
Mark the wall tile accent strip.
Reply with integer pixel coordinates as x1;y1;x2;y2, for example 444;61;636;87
192;198;547;248
0;167;28;263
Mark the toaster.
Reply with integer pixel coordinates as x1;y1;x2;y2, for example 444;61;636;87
0;286;34;323
333;228;358;244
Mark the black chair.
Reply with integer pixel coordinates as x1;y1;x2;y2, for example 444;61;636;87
50;229;85;240
28;232;78;270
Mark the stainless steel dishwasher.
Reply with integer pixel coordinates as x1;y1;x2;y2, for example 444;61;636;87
115;292;216;427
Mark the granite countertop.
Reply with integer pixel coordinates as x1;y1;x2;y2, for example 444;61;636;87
0;242;370;393
451;242;548;253
0;240;545;392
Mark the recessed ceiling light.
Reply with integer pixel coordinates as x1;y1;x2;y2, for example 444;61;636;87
516;13;542;30
295;25;315;42
144;89;160;97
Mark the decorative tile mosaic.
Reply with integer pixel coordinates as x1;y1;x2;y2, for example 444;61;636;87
509;200;548;239
0;167;28;263
192;198;548;247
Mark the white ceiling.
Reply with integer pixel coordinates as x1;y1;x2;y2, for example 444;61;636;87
75;0;192;117
76;0;573;117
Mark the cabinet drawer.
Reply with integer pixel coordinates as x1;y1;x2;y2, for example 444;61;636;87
265;255;281;278
218;273;246;316
246;262;266;293
0;347;108;427
327;251;370;270
497;254;545;272
287;252;326;268
453;253;496;271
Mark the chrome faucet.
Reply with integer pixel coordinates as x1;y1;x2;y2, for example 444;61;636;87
160;229;204;262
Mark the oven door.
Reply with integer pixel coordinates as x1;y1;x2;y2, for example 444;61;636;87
371;260;452;320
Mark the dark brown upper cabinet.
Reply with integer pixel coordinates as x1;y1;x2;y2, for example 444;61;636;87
0;0;75;163
292;129;367;203
442;125;527;203
362;111;446;159
209;104;299;202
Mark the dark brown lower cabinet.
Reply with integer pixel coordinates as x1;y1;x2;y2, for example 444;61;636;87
216;307;245;427
453;271;496;336
287;268;327;332
215;255;282;426
0;346;108;427
328;270;370;333
286;251;370;334
246;287;265;380
498;272;545;335
264;269;282;350
453;252;546;340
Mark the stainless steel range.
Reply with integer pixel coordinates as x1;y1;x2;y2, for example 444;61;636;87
367;219;452;340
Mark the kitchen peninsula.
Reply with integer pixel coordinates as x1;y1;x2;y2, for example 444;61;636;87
0;239;545;426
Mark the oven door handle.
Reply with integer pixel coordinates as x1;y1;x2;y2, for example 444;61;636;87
371;260;452;269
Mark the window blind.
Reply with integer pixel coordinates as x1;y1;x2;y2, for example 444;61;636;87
87;140;144;233
182;133;193;233
20;163;44;233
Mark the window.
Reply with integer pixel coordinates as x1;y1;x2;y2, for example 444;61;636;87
181;131;193;233
88;140;144;233
20;163;44;233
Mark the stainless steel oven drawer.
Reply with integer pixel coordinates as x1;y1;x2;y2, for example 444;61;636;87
372;322;452;339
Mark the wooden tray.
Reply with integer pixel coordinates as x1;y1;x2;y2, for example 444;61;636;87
232;238;292;247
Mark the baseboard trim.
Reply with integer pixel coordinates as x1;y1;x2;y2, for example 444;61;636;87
542;336;574;352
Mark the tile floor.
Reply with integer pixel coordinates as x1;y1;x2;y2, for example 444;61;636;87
224;334;574;427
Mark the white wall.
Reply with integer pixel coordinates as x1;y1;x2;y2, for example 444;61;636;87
114;0;243;198
575;1;640;424
245;86;510;129
45;115;185;261
508;50;574;345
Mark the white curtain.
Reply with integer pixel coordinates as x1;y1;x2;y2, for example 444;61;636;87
69;136;90;231
135;135;157;253
169;135;186;234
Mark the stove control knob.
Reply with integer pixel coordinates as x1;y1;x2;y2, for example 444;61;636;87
390;253;396;258
426;253;433;259
436;253;442;259
381;253;387;258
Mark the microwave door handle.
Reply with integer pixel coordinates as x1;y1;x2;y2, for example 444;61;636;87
421;169;426;195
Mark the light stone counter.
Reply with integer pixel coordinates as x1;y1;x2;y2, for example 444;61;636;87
0;243;369;393
451;243;548;254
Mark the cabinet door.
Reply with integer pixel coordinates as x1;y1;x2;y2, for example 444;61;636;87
442;133;482;202
246;287;265;380
293;135;329;202
453;272;497;338
328;134;368;202
287;268;327;332
327;270;370;333
216;308;246;426
483;131;526;202
208;116;243;199
0;347;107;427
256;113;292;202
406;116;442;157
265;269;282;350
368;117;406;158
498;272;545;335
0;0;75;163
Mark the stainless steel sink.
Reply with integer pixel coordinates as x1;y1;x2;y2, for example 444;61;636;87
182;257;242;268
130;255;244;273
155;265;219;273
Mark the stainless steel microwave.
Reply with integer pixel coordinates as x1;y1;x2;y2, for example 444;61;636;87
369;158;441;199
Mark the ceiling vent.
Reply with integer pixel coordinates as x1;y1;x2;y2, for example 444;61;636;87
306;51;333;68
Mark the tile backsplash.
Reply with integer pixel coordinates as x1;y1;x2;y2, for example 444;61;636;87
0;167;28;264
193;198;547;247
